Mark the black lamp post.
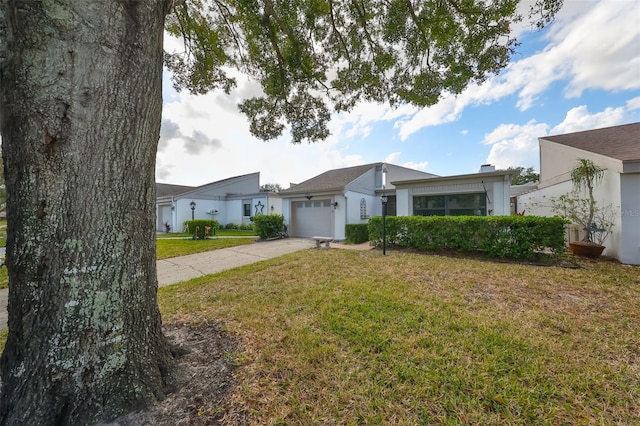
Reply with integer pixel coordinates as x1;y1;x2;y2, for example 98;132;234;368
190;200;196;220
380;194;388;255
381;166;388;255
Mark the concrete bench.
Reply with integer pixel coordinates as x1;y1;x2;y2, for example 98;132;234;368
312;236;332;248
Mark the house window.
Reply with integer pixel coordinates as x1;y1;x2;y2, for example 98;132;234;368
243;200;251;217
413;193;486;216
360;198;367;219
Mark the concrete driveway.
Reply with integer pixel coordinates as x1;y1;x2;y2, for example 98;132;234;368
156;237;317;286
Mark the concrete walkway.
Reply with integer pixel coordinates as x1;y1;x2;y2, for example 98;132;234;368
156;237;316;286
0;238;372;331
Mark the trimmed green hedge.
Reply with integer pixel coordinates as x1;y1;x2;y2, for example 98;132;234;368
225;222;254;231
368;216;566;260
184;220;219;239
253;214;285;239
345;224;369;244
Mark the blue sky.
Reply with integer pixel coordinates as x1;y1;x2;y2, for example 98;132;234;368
158;0;640;187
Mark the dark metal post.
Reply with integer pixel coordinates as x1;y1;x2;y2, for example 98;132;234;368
190;200;196;220
381;195;387;255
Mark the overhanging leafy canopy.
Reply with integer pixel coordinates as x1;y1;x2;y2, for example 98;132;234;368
164;0;562;143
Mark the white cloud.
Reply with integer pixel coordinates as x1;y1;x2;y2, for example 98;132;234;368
396;0;640;139
158;118;222;155
546;1;640;98
382;152;429;172
157;79;371;186
625;96;640;111
333;102;416;140
550;105;631;135
482;120;547;145
402;161;429;171
382;152;401;164
397;94;464;140
484;121;548;169
484;97;639;170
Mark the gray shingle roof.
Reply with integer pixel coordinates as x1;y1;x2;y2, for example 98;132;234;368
156;172;259;198
281;163;381;194
156;183;196;197
543;122;640;162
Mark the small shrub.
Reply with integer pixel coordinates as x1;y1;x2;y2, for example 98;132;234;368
239;223;254;231
184;220;219;239
225;223;239;230
253;214;285;239
345;224;369;244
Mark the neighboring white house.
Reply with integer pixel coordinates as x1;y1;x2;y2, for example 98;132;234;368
393;165;513;217
517;122;640;265
278;163;514;239
278;163;437;239
155;172;282;232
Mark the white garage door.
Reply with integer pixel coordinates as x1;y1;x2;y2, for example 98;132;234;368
291;200;332;237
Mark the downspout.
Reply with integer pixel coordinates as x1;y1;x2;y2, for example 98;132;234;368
481;180;492;215
171;196;176;232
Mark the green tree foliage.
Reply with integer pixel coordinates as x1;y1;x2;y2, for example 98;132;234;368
508;166;539;185
164;0;563;144
260;182;284;192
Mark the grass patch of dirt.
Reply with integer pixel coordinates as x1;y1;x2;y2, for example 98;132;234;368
112;320;245;425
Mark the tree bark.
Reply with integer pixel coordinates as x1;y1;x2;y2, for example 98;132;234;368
0;1;175;424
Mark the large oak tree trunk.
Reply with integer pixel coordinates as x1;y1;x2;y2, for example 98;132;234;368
0;1;176;424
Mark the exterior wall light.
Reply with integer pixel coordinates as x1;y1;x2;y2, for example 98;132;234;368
190;200;196;220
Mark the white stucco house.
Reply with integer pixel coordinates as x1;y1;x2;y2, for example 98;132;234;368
517;122;640;265
278;163;514;239
393;165;514;217
278;163;436;239
155;172;281;232
156;161;515;240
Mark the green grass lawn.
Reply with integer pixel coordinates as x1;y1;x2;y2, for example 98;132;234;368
159;229;257;238
156;237;256;260
0;237;257;289
159;249;640;424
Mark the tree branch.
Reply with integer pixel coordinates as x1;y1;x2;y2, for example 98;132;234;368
328;0;352;65
350;0;377;55
405;0;432;72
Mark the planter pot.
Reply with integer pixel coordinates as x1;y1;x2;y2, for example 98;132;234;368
569;241;605;258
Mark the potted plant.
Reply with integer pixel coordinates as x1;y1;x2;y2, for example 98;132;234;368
549;159;615;258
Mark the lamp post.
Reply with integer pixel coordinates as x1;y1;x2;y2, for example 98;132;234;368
381;165;388;256
381;194;388;255
190;200;196;220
